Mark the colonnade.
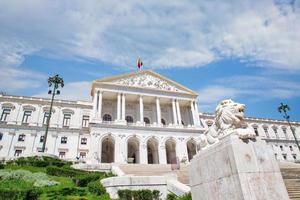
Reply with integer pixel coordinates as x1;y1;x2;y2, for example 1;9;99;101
92;90;201;127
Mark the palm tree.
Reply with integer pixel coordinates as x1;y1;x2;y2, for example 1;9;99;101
278;103;300;152
41;74;64;153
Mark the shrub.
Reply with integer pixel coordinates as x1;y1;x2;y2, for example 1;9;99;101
118;189;161;200
118;189;133;200
46;166;78;177
87;180;106;195
45;187;87;199
166;193;177;200
177;193;192;200
133;189;153;200
13;156;71;168
73;173;102;187
0;169;58;187
0;180;41;200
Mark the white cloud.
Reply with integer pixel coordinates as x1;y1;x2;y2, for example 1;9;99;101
198;75;300;112
34;81;91;101
0;0;299;70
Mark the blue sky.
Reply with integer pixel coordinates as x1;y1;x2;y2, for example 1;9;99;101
0;0;299;121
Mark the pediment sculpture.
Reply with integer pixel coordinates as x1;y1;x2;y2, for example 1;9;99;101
112;73;184;92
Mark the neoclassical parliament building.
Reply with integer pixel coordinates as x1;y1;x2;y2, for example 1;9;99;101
0;70;299;164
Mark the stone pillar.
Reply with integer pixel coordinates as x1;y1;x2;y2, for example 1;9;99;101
190;101;196;126
172;99;178;125
121;93;126;121
176;99;182;125
156;98;161;125
140;142;148;164
189;134;289;200
159;144;167;164
92;90;98;119
139;96;144;123
117;93;121;121
97;91;103;120
193;101;201;127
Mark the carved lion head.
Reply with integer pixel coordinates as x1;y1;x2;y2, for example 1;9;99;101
214;99;246;131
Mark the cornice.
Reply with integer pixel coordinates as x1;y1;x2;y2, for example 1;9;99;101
0;95;92;109
0;123;90;134
89;122;205;134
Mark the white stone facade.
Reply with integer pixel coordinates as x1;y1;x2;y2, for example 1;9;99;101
0;70;299;163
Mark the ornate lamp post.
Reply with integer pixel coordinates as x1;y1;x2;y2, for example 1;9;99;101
41;74;64;153
278;103;300;152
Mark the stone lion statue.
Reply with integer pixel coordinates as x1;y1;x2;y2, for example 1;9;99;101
198;99;256;149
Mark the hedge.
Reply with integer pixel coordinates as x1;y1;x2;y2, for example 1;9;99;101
0;180;41;200
118;189;160;200
11;156;71;168
73;173;102;187
87;180;106;195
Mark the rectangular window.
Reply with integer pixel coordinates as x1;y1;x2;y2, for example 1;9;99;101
14;149;22;157
43;112;50;125
82;115;89;127
79;152;86;158
61;136;67;144
280;145;284;151
63;114;71;127
254;127;259;136
0;108;11;122
22;111;32;123
18;134;25;142
290;146;293;151
59;151;66;158
40;136;44;143
0;133;3;141
81;138;87;145
274;153;277;160
263;127;269;138
283;154;287;160
293;154;297;160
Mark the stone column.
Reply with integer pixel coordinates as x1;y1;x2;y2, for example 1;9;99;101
97;91;103;120
140;143;148;164
121;93;126;121
156;98;161;125
117;93;121;121
190;101;196;126
139;96;144;123
193;101;201;126
176;99;182;125
172;99;178;125
92;90;98;119
159;144;167;164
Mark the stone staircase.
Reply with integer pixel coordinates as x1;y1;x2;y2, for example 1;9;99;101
118;162;300;199
118;164;189;184
280;162;300;200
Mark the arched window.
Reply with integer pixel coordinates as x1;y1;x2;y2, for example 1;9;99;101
161;119;166;125
103;114;112;122
144;117;150;124
126;116;133;123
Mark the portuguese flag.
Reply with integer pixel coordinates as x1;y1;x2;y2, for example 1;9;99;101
137;58;143;70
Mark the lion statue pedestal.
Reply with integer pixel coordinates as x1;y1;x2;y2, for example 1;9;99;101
189;99;289;200
189;134;289;200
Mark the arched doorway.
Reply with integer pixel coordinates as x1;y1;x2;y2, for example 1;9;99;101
147;137;159;164
187;139;197;161
127;137;140;164
101;135;115;163
165;138;176;164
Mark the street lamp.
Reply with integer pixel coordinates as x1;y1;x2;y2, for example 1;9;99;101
278;103;300;152
41;74;64;153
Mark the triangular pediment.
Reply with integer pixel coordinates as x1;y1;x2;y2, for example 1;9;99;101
92;70;197;95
